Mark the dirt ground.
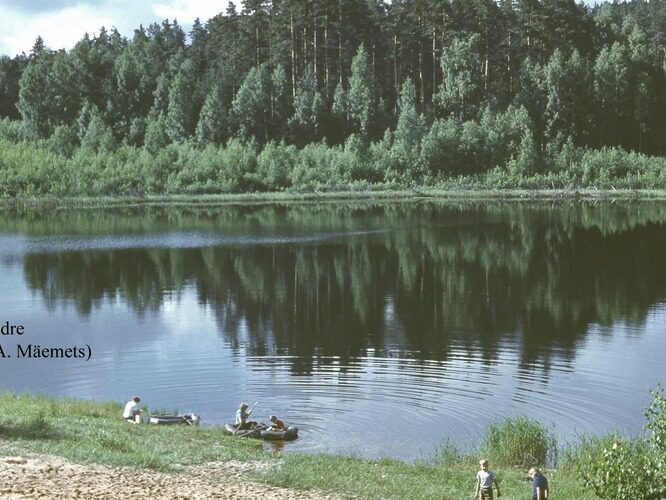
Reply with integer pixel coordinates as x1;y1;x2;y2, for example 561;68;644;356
0;454;345;499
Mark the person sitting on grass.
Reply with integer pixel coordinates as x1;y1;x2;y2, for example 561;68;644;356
475;458;501;499
268;415;285;431
122;396;142;423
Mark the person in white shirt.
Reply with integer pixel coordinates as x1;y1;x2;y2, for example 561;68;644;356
475;458;501;499
122;396;142;423
235;402;256;430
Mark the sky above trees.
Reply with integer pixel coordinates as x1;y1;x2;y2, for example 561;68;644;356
0;0;229;57
0;0;600;57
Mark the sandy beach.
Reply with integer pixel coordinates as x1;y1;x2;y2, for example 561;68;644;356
0;454;344;499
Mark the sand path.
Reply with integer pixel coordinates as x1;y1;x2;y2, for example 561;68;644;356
0;455;346;499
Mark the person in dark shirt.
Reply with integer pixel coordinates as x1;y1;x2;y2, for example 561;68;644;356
528;466;549;500
268;415;285;431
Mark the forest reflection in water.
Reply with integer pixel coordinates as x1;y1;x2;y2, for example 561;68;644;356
1;200;665;459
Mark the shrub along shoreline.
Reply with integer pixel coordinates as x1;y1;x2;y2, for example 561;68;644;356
2;131;666;199
2;390;665;499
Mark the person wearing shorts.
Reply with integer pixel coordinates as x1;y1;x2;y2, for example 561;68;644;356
475;459;501;499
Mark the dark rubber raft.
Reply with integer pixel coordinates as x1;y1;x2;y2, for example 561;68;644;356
148;413;201;425
223;423;299;441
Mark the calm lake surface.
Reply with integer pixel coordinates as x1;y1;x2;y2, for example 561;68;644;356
0;200;665;460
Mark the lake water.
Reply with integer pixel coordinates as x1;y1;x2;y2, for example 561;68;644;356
0;200;665;461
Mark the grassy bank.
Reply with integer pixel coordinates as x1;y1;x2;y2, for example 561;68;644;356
0;393;262;470
0;393;598;499
3;188;666;210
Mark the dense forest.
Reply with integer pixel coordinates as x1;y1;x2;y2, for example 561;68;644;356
1;0;666;195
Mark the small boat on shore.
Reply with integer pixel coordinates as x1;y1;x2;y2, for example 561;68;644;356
149;413;201;425
222;423;299;441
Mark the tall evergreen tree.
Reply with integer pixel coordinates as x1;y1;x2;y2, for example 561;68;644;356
391;77;426;179
289;65;324;144
165;65;195;142
195;85;227;146
271;63;290;140
544;49;591;147
593;42;630;148
0;55;26;119
514;57;546;151
434;34;483;121
232;63;271;143
347;44;375;140
330;80;348;143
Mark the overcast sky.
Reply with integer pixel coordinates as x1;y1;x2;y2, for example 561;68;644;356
1;0;600;58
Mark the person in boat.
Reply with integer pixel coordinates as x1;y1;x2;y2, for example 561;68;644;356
268;415;285;431
475;458;501;500
235;402;256;430
122;395;142;423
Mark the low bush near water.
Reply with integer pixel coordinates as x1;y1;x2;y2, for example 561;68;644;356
572;386;666;500
4;126;666;197
481;416;556;467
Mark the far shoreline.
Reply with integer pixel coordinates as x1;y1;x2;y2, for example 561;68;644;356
1;188;666;209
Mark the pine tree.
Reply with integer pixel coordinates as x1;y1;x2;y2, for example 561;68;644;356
289;65;324;145
347;44;375;140
195;86;227;146
232;63;271;143
434;34;483;121
144;113;169;153
544;49;591;147
330;80;348;143
393;78;426;161
0;55;26;119
271;64;290;140
391;77;427;180
149;73;171;120
165;66;194;142
78;102;115;151
593;42;630;148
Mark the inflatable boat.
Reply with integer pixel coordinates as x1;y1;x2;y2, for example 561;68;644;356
223;423;298;440
149;413;201;425
259;426;299;441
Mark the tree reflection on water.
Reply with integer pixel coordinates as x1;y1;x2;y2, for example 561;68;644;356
7;201;666;377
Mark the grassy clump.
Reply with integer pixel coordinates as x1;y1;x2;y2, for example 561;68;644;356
481;416;557;467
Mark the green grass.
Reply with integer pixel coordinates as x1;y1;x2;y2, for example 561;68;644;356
0;393;262;470
256;453;596;499
4;187;666;209
0;392;599;499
